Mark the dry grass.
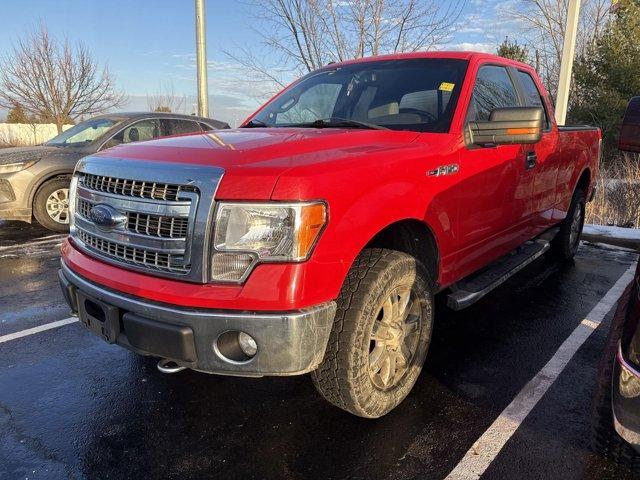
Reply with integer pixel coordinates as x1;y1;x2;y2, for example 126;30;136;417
586;153;640;227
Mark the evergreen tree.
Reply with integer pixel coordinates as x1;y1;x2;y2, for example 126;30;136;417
571;0;640;156
497;38;529;63
6;104;28;123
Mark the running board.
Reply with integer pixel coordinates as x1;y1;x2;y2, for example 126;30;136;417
446;239;551;311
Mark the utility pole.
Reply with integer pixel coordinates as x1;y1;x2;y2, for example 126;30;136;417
555;0;581;126
195;0;209;117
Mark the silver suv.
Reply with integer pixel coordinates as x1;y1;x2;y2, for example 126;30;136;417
0;112;228;231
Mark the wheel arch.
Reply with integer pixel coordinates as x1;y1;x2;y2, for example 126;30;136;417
576;167;591;197
28;170;73;207
363;219;440;288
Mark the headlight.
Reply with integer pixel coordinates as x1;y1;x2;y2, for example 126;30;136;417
211;202;327;282
0;160;38;174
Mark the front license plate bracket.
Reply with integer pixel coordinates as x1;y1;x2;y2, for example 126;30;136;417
76;291;120;343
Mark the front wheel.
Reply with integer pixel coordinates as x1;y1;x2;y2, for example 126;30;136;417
33;178;71;233
311;249;434;418
552;188;585;262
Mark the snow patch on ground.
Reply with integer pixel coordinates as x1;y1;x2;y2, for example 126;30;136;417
584;224;640;241
583;224;640;251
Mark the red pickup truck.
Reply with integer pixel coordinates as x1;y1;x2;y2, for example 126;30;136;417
58;52;601;418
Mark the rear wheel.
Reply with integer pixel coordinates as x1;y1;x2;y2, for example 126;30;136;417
552;188;585;262
311;249;434;418
33;178;71;232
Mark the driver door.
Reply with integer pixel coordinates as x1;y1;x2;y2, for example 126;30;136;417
455;65;536;278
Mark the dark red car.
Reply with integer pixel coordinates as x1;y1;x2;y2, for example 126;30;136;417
592;98;640;472
619;96;640;153
592;260;640;472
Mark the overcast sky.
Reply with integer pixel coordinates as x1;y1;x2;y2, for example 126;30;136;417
0;0;520;126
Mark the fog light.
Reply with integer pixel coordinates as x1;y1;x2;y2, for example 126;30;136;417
238;331;258;357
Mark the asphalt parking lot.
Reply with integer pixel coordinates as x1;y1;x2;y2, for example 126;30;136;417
0;220;638;480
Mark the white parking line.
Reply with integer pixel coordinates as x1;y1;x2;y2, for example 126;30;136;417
445;262;637;480
0;317;78;344
0;234;66;252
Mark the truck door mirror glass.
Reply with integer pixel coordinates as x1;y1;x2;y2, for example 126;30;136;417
619;96;640;153
468;107;543;146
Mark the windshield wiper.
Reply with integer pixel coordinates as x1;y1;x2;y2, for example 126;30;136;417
241;119;270;128
296;117;388;130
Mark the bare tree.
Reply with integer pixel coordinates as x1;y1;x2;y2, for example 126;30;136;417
146;82;187;113
507;0;611;100
0;25;125;133
226;0;465;97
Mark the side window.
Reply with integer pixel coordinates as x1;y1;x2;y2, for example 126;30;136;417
102;119;160;149
275;83;342;124
163;119;203;136
198;122;212;131
468;66;519;122
517;71;550;129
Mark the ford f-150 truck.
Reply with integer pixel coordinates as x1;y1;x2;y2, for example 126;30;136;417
58;52;601;418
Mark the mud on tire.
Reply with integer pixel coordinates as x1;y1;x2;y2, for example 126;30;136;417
311;248;434;418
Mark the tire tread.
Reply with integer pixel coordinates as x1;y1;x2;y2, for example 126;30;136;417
312;248;432;417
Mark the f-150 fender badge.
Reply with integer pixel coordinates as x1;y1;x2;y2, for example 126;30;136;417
427;164;459;176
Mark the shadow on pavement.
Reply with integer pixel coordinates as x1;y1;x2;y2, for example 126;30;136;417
0;220;61;246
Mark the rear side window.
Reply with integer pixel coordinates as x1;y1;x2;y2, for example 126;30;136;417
517;71;550;129
163;119;203;136
468;65;519;122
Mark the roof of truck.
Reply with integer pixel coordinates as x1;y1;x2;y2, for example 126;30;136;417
328;51;534;72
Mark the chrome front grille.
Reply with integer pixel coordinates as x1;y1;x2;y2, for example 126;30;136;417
77;198;189;239
77;230;189;273
126;212;189;238
72;172;199;277
81;173;196;201
71;156;224;283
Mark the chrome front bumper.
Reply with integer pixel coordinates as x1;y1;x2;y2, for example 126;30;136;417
59;261;336;377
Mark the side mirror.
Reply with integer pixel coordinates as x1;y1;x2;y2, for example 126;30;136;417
468;107;543;146
619;97;640;153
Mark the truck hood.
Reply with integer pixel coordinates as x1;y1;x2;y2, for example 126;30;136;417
95;127;422;199
97;127;421;168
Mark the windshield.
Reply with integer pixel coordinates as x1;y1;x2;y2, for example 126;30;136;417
45;118;123;146
250;59;468;133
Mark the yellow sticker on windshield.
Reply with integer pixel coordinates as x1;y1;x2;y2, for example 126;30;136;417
439;82;455;92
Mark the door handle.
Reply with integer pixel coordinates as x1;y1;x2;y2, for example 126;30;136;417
525;151;537;169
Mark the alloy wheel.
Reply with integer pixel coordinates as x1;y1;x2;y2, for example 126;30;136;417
45;188;70;224
569;201;583;249
368;286;422;391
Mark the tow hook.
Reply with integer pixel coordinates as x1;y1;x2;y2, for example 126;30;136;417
157;358;187;374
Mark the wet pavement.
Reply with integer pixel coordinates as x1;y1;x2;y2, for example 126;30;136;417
0;220;638;480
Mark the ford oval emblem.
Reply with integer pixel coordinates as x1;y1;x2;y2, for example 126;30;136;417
89;204;126;230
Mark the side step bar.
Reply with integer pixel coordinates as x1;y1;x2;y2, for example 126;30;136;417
446;239;552;311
